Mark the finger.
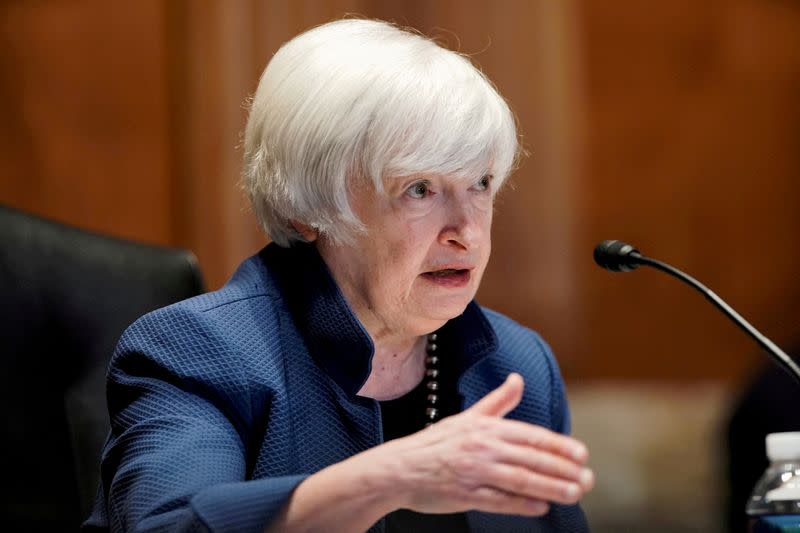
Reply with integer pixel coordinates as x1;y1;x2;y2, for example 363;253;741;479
467;373;524;418
489;439;594;488
487;418;589;463
467;487;550;517
479;462;585;505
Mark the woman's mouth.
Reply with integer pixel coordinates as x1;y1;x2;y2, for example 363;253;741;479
420;268;471;287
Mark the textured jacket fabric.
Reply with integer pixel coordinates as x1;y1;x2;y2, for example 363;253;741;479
85;243;588;532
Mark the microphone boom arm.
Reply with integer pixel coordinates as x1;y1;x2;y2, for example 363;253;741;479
630;251;800;385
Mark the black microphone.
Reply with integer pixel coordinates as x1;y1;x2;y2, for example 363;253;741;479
593;240;643;272
594;239;800;385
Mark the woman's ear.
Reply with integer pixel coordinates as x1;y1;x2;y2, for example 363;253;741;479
290;220;319;242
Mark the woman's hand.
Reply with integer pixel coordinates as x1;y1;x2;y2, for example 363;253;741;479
270;374;592;532
369;373;594;517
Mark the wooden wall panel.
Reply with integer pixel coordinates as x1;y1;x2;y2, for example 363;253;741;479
573;0;800;381
0;0;173;245
3;0;799;385
165;0;261;289
167;0;375;288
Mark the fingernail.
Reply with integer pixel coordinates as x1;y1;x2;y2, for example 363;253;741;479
579;468;594;488
565;483;580;500
572;445;587;462
532;501;549;514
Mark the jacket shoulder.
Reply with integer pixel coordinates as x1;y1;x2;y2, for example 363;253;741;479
117;252;284;358
480;307;555;374
107;255;288;429
477;307;571;434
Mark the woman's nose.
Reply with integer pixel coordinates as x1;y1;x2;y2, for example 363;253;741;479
438;198;486;251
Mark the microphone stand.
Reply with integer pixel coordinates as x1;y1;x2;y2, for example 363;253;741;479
629;251;800;386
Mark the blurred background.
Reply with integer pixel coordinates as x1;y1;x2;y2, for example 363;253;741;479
2;0;799;531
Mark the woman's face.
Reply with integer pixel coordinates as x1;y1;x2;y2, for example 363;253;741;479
316;172;494;341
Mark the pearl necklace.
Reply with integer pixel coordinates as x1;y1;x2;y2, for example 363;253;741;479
424;332;440;426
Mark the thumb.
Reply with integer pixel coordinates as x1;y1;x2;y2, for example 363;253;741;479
468;373;524;417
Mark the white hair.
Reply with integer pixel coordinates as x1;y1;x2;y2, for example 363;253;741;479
242;18;519;246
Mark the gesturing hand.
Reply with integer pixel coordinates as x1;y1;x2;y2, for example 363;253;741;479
371;373;594;517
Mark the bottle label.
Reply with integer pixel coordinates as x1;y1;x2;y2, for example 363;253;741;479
749;515;800;532
767;484;800;503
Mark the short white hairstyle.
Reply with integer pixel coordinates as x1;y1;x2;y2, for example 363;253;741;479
242;18;519;247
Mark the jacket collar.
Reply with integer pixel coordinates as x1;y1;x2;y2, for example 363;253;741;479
261;242;498;397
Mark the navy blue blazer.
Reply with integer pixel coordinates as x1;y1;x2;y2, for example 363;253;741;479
85;243;588;532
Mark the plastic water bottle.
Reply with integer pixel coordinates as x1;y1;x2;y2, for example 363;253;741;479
746;432;800;532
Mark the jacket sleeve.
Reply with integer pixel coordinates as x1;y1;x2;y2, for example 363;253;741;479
468;308;593;531
533;332;591;532
88;304;307;533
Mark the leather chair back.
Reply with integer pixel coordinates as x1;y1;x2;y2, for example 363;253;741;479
0;205;204;531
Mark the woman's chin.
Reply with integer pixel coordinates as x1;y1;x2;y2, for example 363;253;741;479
417;299;471;325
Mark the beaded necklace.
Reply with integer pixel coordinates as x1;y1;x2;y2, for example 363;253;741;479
424;332;440;426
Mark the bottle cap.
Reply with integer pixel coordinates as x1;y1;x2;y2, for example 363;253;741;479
766;432;800;461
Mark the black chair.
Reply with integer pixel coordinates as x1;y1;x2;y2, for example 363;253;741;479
0;205;204;531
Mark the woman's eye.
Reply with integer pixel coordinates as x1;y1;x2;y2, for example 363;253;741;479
406;181;430;199
475;174;492;191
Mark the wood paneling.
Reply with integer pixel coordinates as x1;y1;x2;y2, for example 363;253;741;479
165;0;261;289
0;0;173;245
573;0;800;381
2;0;799;384
168;0;374;287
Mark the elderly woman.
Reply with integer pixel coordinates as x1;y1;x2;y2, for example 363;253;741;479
86;19;593;533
